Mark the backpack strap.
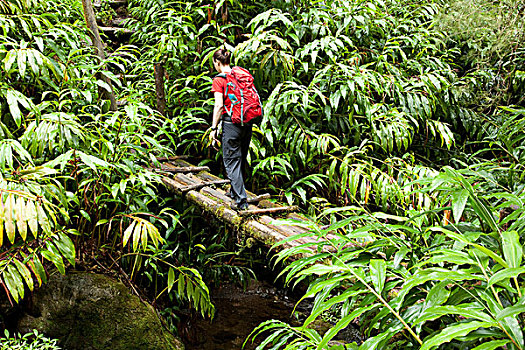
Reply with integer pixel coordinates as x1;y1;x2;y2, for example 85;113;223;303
214;72;236;118
224;82;236;118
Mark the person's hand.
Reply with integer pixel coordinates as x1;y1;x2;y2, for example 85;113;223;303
209;128;220;150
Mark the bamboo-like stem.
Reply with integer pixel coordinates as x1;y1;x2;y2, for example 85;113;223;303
154;62;166;116
81;0;117;111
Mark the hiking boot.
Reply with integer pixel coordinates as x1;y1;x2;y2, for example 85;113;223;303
239;202;249;210
230;201;249;211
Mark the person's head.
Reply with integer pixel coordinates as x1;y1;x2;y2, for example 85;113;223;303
213;49;231;72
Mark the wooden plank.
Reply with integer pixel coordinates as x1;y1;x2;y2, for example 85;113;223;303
181;180;230;193
239;206;298;217
195;171;225;182
201;187;232;203
173;173;200;186
257;216;303;239
162;177;190;194
161;165;210;173
168;159;195;168
156;156;189;162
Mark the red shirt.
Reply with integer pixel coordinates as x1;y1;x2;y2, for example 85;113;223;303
211;75;232;113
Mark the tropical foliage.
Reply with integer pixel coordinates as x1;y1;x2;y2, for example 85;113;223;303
1;330;60;350
1;0;525;348
0;0;213;318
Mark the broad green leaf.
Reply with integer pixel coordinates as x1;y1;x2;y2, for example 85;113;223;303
358;329;395;350
2;269;20;303
7;264;25;300
488;267;525;287
26;199;38;238
414;304;493;324
452;189;468;223
496;301;525;321
132;220;142;251
393;246;409;268
15;196;27;241
36;202;51;234
17;49;27;78
167;268;175;293
140;221;149;250
303;288;365;329
27;256;46;286
370;259;386;294
77;151;110;172
471;340;510;350
296;264;345;277
421;322;494;350
6;90;22;127
5;194;15;243
433;227;507;268
54;232;76;266
177;272;185;296
396;268;482;310
122;220;136;248
41;243;65;275
372;212;408;222
13;258;33;292
502;231;522;268
319;304;379;349
4;50;16;71
424;281;450;309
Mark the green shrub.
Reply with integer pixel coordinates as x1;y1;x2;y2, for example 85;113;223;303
0;330;60;350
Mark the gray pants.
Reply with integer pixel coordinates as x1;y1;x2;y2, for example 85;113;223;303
222;120;252;205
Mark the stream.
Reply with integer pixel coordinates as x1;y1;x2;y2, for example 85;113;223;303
183;279;302;350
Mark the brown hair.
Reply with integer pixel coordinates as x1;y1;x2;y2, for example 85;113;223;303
213;49;231;65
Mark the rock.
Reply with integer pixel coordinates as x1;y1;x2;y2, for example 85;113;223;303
17;272;184;350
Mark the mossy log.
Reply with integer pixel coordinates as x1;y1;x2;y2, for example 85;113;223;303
158;159;351;254
160;169;308;249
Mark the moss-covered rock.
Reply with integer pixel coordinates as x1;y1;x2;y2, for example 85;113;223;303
17;272;184;350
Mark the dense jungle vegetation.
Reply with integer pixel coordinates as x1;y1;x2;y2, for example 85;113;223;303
1;0;525;348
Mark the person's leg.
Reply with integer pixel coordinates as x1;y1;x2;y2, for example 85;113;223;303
240;124;253;185
222;121;248;206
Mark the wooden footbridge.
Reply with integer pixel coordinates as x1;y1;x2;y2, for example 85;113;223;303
154;158;337;253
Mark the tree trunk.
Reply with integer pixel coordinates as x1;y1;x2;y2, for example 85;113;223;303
154;62;166;116
81;0;118;111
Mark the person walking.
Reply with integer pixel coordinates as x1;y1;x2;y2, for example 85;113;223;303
209;49;262;211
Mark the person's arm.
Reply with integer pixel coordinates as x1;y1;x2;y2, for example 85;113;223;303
210;91;223;145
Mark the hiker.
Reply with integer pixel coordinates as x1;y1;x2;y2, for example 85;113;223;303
209;49;263;211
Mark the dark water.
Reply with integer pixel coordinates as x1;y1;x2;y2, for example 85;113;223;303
183;280;300;350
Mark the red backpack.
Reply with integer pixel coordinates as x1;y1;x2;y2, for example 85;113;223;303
217;67;263;125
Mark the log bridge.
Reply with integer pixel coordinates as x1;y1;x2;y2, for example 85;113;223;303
157;159;336;252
